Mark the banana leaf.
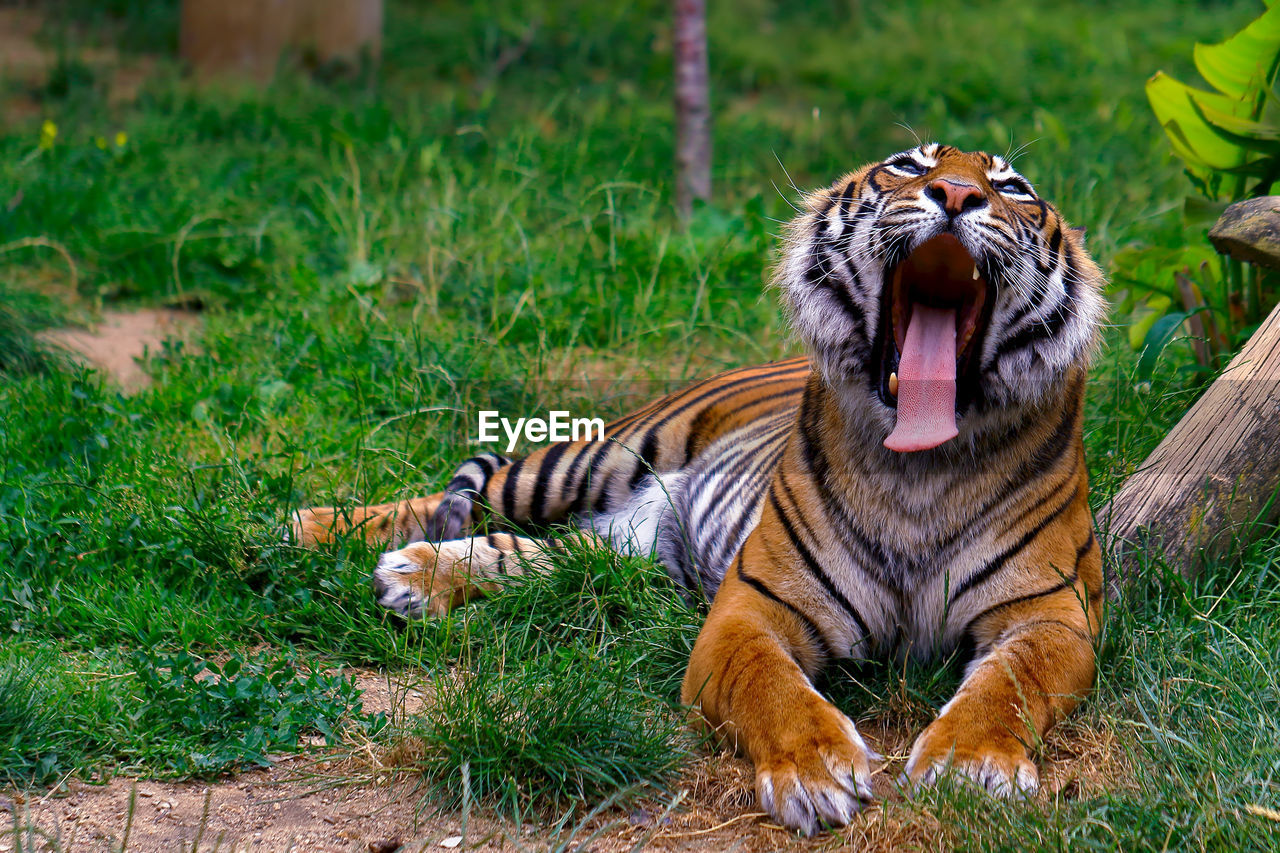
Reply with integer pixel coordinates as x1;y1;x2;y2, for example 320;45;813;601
1147;73;1250;170
1193;3;1280;101
1191;97;1280;156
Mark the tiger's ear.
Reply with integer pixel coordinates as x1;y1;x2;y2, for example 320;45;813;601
1068;226;1087;248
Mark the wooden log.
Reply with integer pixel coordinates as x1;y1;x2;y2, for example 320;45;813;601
180;0;297;82
1104;298;1280;591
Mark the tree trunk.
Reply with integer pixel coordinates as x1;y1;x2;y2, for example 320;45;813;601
1104;298;1280;592
296;0;384;70
674;0;711;219
180;0;297;82
180;0;382;81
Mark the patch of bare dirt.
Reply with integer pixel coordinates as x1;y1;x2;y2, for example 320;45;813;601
40;309;201;392
351;672;427;721
3;766;433;853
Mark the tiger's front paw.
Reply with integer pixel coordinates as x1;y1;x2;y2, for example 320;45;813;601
753;706;876;835
903;716;1038;797
373;542;475;619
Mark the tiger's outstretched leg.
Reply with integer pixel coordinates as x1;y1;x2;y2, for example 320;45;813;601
681;542;876;837
903;568;1102;795
288;493;449;548
373;531;601;617
291;360;811;549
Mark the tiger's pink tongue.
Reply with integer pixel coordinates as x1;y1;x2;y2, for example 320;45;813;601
883;303;959;452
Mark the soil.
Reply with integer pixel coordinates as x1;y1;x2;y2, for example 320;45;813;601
1;671;1131;853
40;309;201;393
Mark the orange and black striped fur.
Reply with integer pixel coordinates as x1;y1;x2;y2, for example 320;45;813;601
293;145;1106;835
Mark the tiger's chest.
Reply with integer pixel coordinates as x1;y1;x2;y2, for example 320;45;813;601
591;413;1062;663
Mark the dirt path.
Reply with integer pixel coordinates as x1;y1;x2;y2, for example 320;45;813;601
2;672;1130;853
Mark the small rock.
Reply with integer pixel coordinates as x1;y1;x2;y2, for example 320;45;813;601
367;839;402;853
440;837;463;849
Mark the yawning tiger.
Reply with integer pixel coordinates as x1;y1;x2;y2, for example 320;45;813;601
292;144;1106;835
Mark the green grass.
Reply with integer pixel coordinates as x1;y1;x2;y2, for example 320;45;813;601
407;542;700;810
0;643;377;786
3;0;1280;847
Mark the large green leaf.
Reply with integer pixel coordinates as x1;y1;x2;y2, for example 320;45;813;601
1192;96;1280;156
1195;100;1280;141
1147;73;1250;170
1193;3;1280;102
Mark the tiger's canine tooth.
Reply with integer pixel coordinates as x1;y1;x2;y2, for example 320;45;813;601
972;266;980;280
889;372;899;397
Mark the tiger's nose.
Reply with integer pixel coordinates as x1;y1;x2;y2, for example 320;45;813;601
926;179;986;217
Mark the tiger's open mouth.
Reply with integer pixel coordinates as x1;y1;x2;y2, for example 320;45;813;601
876;233;995;452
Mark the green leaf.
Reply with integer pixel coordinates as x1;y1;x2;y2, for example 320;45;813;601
1137;310;1201;380
1193;4;1280;102
1147;73;1250;170
1191;96;1280;156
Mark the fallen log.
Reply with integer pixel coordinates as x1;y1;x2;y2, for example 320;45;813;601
1105;202;1280;592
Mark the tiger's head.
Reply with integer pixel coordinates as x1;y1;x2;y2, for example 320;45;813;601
778;144;1106;453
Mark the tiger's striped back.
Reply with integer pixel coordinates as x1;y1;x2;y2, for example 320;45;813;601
478;358;808;527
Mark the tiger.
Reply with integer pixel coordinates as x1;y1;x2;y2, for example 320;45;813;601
291;144;1107;835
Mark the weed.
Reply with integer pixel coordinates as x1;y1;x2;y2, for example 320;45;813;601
129;649;383;775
